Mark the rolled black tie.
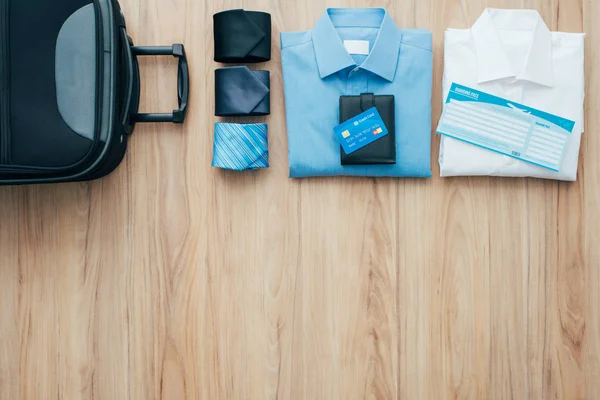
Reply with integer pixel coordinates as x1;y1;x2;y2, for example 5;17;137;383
215;67;271;117
213;9;272;63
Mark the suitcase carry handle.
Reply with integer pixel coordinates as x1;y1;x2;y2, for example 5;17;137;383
130;45;189;124
120;28;189;133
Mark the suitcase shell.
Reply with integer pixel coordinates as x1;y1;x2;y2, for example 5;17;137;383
0;0;188;185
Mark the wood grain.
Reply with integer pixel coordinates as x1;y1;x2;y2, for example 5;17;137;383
0;0;599;399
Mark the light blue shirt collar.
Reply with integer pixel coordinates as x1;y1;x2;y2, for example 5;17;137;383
311;8;403;82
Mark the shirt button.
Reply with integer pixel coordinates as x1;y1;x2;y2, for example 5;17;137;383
353;67;359;72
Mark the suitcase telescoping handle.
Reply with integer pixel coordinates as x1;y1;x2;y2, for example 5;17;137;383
130;45;189;124
120;28;189;133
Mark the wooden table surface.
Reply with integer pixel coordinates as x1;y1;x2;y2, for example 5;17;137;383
1;0;599;399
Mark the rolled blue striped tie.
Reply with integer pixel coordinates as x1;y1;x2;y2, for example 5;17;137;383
212;123;269;171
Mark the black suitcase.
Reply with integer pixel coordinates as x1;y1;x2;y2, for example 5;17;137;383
0;0;189;185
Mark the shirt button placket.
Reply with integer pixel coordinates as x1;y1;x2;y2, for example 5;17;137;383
346;68;368;95
345;69;353;95
360;70;368;93
506;82;524;103
350;68;358;94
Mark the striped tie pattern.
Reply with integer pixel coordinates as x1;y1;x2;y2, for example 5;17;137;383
212;123;269;171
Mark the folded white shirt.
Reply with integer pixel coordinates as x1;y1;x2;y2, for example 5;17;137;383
439;8;585;181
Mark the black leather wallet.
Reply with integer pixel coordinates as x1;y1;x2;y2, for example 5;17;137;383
339;93;396;165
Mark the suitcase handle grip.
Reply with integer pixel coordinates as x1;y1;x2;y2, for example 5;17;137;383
130;44;189;125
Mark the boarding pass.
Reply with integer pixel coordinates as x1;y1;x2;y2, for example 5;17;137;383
437;83;576;172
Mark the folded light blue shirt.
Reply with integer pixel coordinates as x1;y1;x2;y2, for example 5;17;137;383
281;8;433;178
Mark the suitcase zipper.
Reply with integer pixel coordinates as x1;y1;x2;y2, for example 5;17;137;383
0;0;10;164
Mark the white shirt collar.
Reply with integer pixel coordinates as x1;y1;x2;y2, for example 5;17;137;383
471;9;554;87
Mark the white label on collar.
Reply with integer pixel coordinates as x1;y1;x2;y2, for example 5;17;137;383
344;40;370;55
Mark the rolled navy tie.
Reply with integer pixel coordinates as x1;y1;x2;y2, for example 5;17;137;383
215;66;270;117
213;9;271;63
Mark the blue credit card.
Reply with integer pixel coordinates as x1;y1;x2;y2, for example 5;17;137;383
334;107;389;154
